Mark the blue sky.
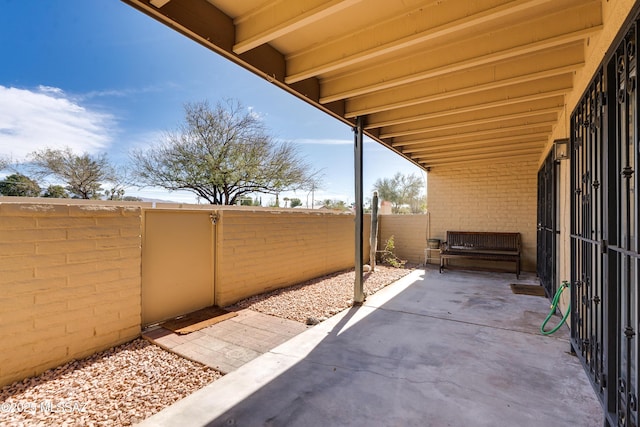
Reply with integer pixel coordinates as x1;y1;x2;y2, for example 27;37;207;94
0;0;425;205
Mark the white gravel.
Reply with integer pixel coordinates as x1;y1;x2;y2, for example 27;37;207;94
0;339;221;427
0;265;413;426
230;265;414;323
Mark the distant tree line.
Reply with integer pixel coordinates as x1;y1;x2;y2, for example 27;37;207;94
372;172;426;214
0;147;141;201
1;99;425;207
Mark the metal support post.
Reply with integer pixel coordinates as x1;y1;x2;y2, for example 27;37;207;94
353;116;365;304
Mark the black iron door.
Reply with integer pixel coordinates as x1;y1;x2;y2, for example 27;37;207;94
571;16;640;427
571;67;607;411
537;151;556;297
606;24;639;427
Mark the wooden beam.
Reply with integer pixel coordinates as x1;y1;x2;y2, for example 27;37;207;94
320;27;598;103
420;153;541;168
368;90;568;129
379;108;560;138
412;141;545;159
285;0;554;84
419;147;542;163
392;122;555;147
403;133;549;154
349;62;580;119
233;0;361;54
149;0;170;8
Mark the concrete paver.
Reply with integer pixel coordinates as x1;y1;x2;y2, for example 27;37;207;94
140;268;603;427
143;309;308;374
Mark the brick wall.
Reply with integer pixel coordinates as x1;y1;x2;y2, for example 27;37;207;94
378;215;429;264
427;160;537;271
215;210;371;306
0;202;374;386
0;202;142;387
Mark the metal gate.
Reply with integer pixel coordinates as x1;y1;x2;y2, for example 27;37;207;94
571;15;639;427
537;151;556;297
142;209;216;326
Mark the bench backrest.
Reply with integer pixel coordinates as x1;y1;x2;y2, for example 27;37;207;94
446;231;521;252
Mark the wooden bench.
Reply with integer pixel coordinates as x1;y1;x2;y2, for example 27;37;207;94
439;231;521;278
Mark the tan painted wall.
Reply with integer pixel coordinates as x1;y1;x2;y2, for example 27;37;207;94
0;202;142;387
427;160;538;272
0;201;374;386
215;209;370;306
378;214;429;265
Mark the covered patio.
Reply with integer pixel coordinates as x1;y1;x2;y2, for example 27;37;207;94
119;1;639;425
140;267;601;427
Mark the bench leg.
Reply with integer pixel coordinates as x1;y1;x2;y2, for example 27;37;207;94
440;257;444;273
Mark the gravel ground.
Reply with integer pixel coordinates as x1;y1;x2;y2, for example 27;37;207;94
230;265;414;323
0;339;221;427
0;264;413;426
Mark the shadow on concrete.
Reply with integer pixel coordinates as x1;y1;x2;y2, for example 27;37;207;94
141;267;602;427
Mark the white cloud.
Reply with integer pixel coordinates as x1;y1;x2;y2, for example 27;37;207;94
79;83;174;100
0;85;115;161
247;105;264;121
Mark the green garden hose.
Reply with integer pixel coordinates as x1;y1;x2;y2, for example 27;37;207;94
540;280;570;335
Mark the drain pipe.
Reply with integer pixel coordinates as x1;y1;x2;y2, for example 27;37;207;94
353;116;365;304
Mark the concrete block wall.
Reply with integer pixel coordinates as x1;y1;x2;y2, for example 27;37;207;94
427;160;538;272
1;201;376;386
215;210;371;306
378;215;429;265
0;202;142;387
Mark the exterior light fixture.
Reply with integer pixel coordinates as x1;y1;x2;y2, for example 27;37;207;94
554;138;570;161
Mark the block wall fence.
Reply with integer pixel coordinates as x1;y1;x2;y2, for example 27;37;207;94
2;200;419;387
0;202;142;388
377;214;429;265
215;209;372;306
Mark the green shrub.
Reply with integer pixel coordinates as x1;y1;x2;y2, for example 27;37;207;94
381;236;406;268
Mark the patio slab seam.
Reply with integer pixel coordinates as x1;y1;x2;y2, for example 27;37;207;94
364;304;572;341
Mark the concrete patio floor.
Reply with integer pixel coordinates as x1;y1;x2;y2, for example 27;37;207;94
140;267;602;427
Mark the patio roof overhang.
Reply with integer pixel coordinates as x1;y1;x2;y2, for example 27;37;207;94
120;0;602;170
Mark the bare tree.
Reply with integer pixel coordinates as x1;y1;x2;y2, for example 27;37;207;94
29;147;117;199
131;99;321;205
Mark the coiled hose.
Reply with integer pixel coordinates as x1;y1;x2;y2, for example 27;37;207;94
540;280;570;335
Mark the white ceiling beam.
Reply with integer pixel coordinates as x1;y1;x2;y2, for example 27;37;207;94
233;0;362;54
